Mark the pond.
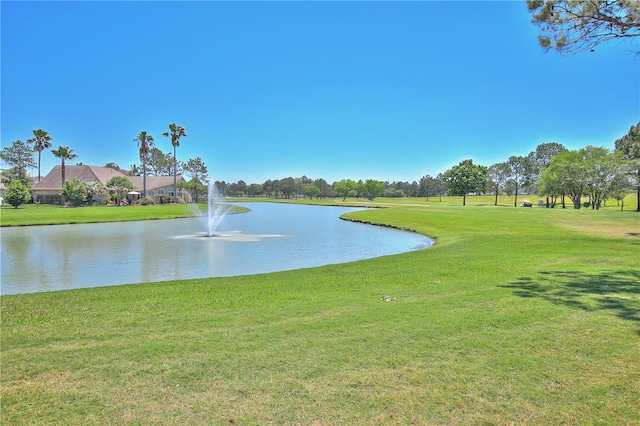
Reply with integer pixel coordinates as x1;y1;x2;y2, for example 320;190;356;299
0;203;433;295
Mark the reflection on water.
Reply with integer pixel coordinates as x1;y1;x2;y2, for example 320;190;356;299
1;203;432;295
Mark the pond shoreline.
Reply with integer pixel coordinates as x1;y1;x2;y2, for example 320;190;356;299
1;203;432;295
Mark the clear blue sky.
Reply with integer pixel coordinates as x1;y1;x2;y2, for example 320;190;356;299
2;1;638;184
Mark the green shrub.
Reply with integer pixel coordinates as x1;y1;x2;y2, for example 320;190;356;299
4;180;31;208
140;196;155;206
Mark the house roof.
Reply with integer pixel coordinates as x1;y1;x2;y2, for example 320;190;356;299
32;165;129;190
32;165;184;192
127;175;184;191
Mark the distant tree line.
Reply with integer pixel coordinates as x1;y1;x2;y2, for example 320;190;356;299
2;122;639;210
201;123;639;211
440;124;639;210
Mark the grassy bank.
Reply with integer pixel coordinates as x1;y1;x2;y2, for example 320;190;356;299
0;203;249;227
228;193;637;210
0;193;636;227
1;201;639;424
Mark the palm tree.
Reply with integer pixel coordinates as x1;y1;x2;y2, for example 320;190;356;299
27;129;53;181
134;131;155;198
51;146;78;202
85;181;108;204
162;123;187;201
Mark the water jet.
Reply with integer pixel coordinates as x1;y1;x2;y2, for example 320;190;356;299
205;181;229;237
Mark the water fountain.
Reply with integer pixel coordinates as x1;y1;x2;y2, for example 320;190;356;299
205;181;229;237
1;202;433;295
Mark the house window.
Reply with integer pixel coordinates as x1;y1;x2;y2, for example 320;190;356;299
158;190;164;195
147;191;154;197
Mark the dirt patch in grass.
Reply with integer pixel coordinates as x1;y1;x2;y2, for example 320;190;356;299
552;217;640;239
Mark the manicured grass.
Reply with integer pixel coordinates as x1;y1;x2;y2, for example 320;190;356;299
0;203;248;227
1;193;635;227
1;201;639;424
232;193;638;211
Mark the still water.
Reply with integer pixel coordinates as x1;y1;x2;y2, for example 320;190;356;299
1;203;432;295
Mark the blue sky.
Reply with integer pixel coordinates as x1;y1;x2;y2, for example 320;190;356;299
2;1;638;184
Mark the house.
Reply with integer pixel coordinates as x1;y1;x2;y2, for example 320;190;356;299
126;174;187;203
0;174;6;199
31;165;186;204
0;174;5;205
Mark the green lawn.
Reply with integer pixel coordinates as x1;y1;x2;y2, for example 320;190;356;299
0;203;248;226
1;199;639;424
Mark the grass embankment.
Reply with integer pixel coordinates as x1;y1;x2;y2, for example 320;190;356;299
233;193;638;211
1;200;639;424
0;203;249;226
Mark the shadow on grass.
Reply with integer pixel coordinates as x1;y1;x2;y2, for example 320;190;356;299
502;269;640;334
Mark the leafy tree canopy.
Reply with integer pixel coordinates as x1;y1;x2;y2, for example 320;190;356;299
334;179;357;201
615;121;640;159
0;140;36;187
303;183;321;199
527;0;640;55
533;142;567;167
178;179;207;202
487;162;511;205
183;157;208;183
419;175;446;199
62;178;88;207
363;179;386;201
314;178;333;197
106;176;134;204
104;162;121;170
614;121;640;210
85;181;108;203
443;159;488;205
540;149;589;208
540;146;633;209
278;177;297;199
4;179;32;208
247;183;264;196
